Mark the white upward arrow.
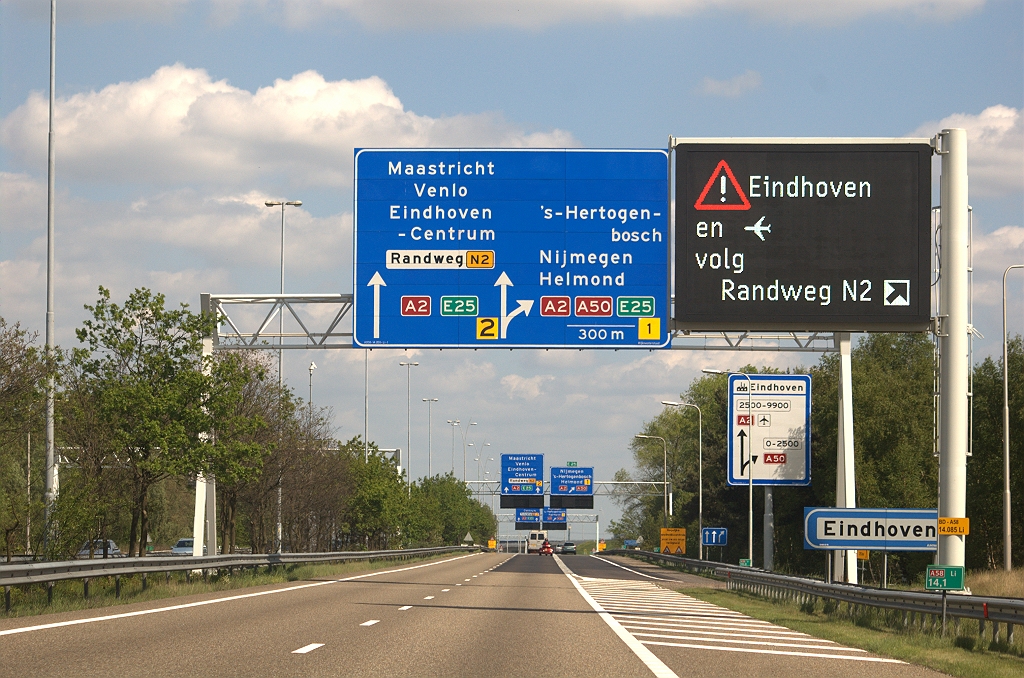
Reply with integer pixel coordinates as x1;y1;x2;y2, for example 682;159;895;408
494;272;534;339
367;271;386;339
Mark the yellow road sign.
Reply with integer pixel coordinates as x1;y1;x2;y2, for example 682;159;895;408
938;517;969;535
660;527;686;555
857;550;870;561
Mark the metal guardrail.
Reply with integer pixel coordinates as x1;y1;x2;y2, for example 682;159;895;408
1;546;477;599
607;550;1024;630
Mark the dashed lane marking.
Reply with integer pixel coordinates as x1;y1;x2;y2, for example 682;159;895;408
560;566;903;665
360;620;380;627
292;643;324;654
441;589;450;592
423;596;435;600
399;606;412;610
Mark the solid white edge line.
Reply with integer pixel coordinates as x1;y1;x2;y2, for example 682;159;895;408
292;642;325;654
588;555;673;581
640;641;905;664
554;555;678;678
0;551;483;637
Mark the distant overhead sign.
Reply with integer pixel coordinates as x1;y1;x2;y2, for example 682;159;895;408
500;454;544;509
543;507;568;530
353;149;671;348
515;508;542;530
674;140;932;331
549;466;594;509
804;508;938;551
727;374;811;486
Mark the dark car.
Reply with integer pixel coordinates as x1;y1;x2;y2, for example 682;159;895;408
76;539;123;558
539;540;553;555
561;541;576;554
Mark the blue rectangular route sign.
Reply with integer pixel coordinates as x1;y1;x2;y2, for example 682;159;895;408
353;149;670;348
501;454;544;496
550;466;594;495
701;527;728;547
515;508;541;523
542;508;567;523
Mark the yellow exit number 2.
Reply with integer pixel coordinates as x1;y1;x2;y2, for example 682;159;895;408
476;317;499;340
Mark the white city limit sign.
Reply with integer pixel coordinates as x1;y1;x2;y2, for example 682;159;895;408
727;374;811;486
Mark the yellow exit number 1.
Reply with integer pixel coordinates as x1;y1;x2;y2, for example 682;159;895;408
639;317;660;340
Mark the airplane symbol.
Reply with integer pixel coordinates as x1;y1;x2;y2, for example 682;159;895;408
744;216;772;241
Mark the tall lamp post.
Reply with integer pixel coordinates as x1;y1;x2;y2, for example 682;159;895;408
447;420;459;474
458;421;478;482
43;0;58;548
265;199;301;555
471;442;491;480
703;368;754;567
1003;264;1023;571
308;362;316;420
399;361;418;488
662;401;703;559
422;398;438;478
634;434;668;527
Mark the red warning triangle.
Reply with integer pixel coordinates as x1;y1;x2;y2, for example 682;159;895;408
694;160;751;211
662;546;670;554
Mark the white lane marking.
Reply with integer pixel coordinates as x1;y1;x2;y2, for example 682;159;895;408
292;643;324;654
424;596;435;600
456;584;462;586
0;552;483;638
630;631;863;652
399;606;412;611
589;555;672;581
553;555;678;678
465;579;471;581
441;589;450;592
620;622;832;642
641;640;904;663
360;620;380;626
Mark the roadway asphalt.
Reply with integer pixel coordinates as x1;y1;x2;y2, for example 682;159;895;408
0;552;947;677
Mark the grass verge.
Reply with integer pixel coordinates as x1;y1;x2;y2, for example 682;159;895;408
1;553;460;621
679;586;1024;678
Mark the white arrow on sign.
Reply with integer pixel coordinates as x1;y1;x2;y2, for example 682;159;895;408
494;272;534;339
367;271;386;339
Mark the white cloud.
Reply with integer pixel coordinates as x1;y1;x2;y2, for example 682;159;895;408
7;0;189;22
971;225;1024;309
697;70;762;98
909;105;1024;197
501;373;554;399
0;64;576;188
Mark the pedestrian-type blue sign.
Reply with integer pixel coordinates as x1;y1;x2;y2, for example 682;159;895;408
353;149;670;348
550;467;594;495
803;508;938;551
701;527;728;547
542;508;567;523
515;508;542;523
727;374;811;486
501;454;544;495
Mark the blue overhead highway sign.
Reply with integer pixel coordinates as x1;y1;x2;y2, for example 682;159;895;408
501;454;544;508
353;149;670;348
550;467;594;495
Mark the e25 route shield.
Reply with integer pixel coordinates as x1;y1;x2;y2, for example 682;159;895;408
353;149;670;348
674;140;932;332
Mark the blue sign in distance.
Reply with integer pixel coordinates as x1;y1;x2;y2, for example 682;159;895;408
701;527;728;547
803;508;938;551
550;466;594;495
515;508;541;523
727;374;811;486
353;149;670;348
542;508;567;524
501;454;544;495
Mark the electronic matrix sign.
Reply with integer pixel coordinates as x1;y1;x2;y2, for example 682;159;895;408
674;141;932;331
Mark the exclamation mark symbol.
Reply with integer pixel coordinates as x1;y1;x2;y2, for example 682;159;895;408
720;175;727;202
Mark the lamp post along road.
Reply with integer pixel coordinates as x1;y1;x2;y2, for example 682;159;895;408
399;361;418;487
1003;264;1023;571
704;369;754;566
308;361;316;419
43;0;58;547
635;435;668;527
663;401;703;559
459;422;477;482
447;420;459;474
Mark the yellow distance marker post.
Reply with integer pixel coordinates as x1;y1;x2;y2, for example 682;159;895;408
476;317;498;340
638;317;660;340
938;517;969;536
857;550;870;561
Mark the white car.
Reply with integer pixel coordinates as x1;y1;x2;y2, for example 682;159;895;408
170;538;206;555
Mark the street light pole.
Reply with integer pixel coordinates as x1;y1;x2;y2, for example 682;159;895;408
704;368;754;566
399;361;418;489
663;401;703;559
43;0;58;548
308;361;316;420
265;199;301;555
1003;264;1023;571
635;434;668;527
460;422;477;482
423;398;438;479
447;420;459;474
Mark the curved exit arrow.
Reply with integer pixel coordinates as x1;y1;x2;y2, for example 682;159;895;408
494;272;534;338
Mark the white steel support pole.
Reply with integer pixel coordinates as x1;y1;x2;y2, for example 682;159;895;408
1004;265;1023;571
206;474;217;557
837;333;858;582
193;328;214;557
835;332;857;583
938;128;969;568
43;0;58;549
763;487;774;572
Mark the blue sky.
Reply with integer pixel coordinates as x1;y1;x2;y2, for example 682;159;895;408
2;0;1022;535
